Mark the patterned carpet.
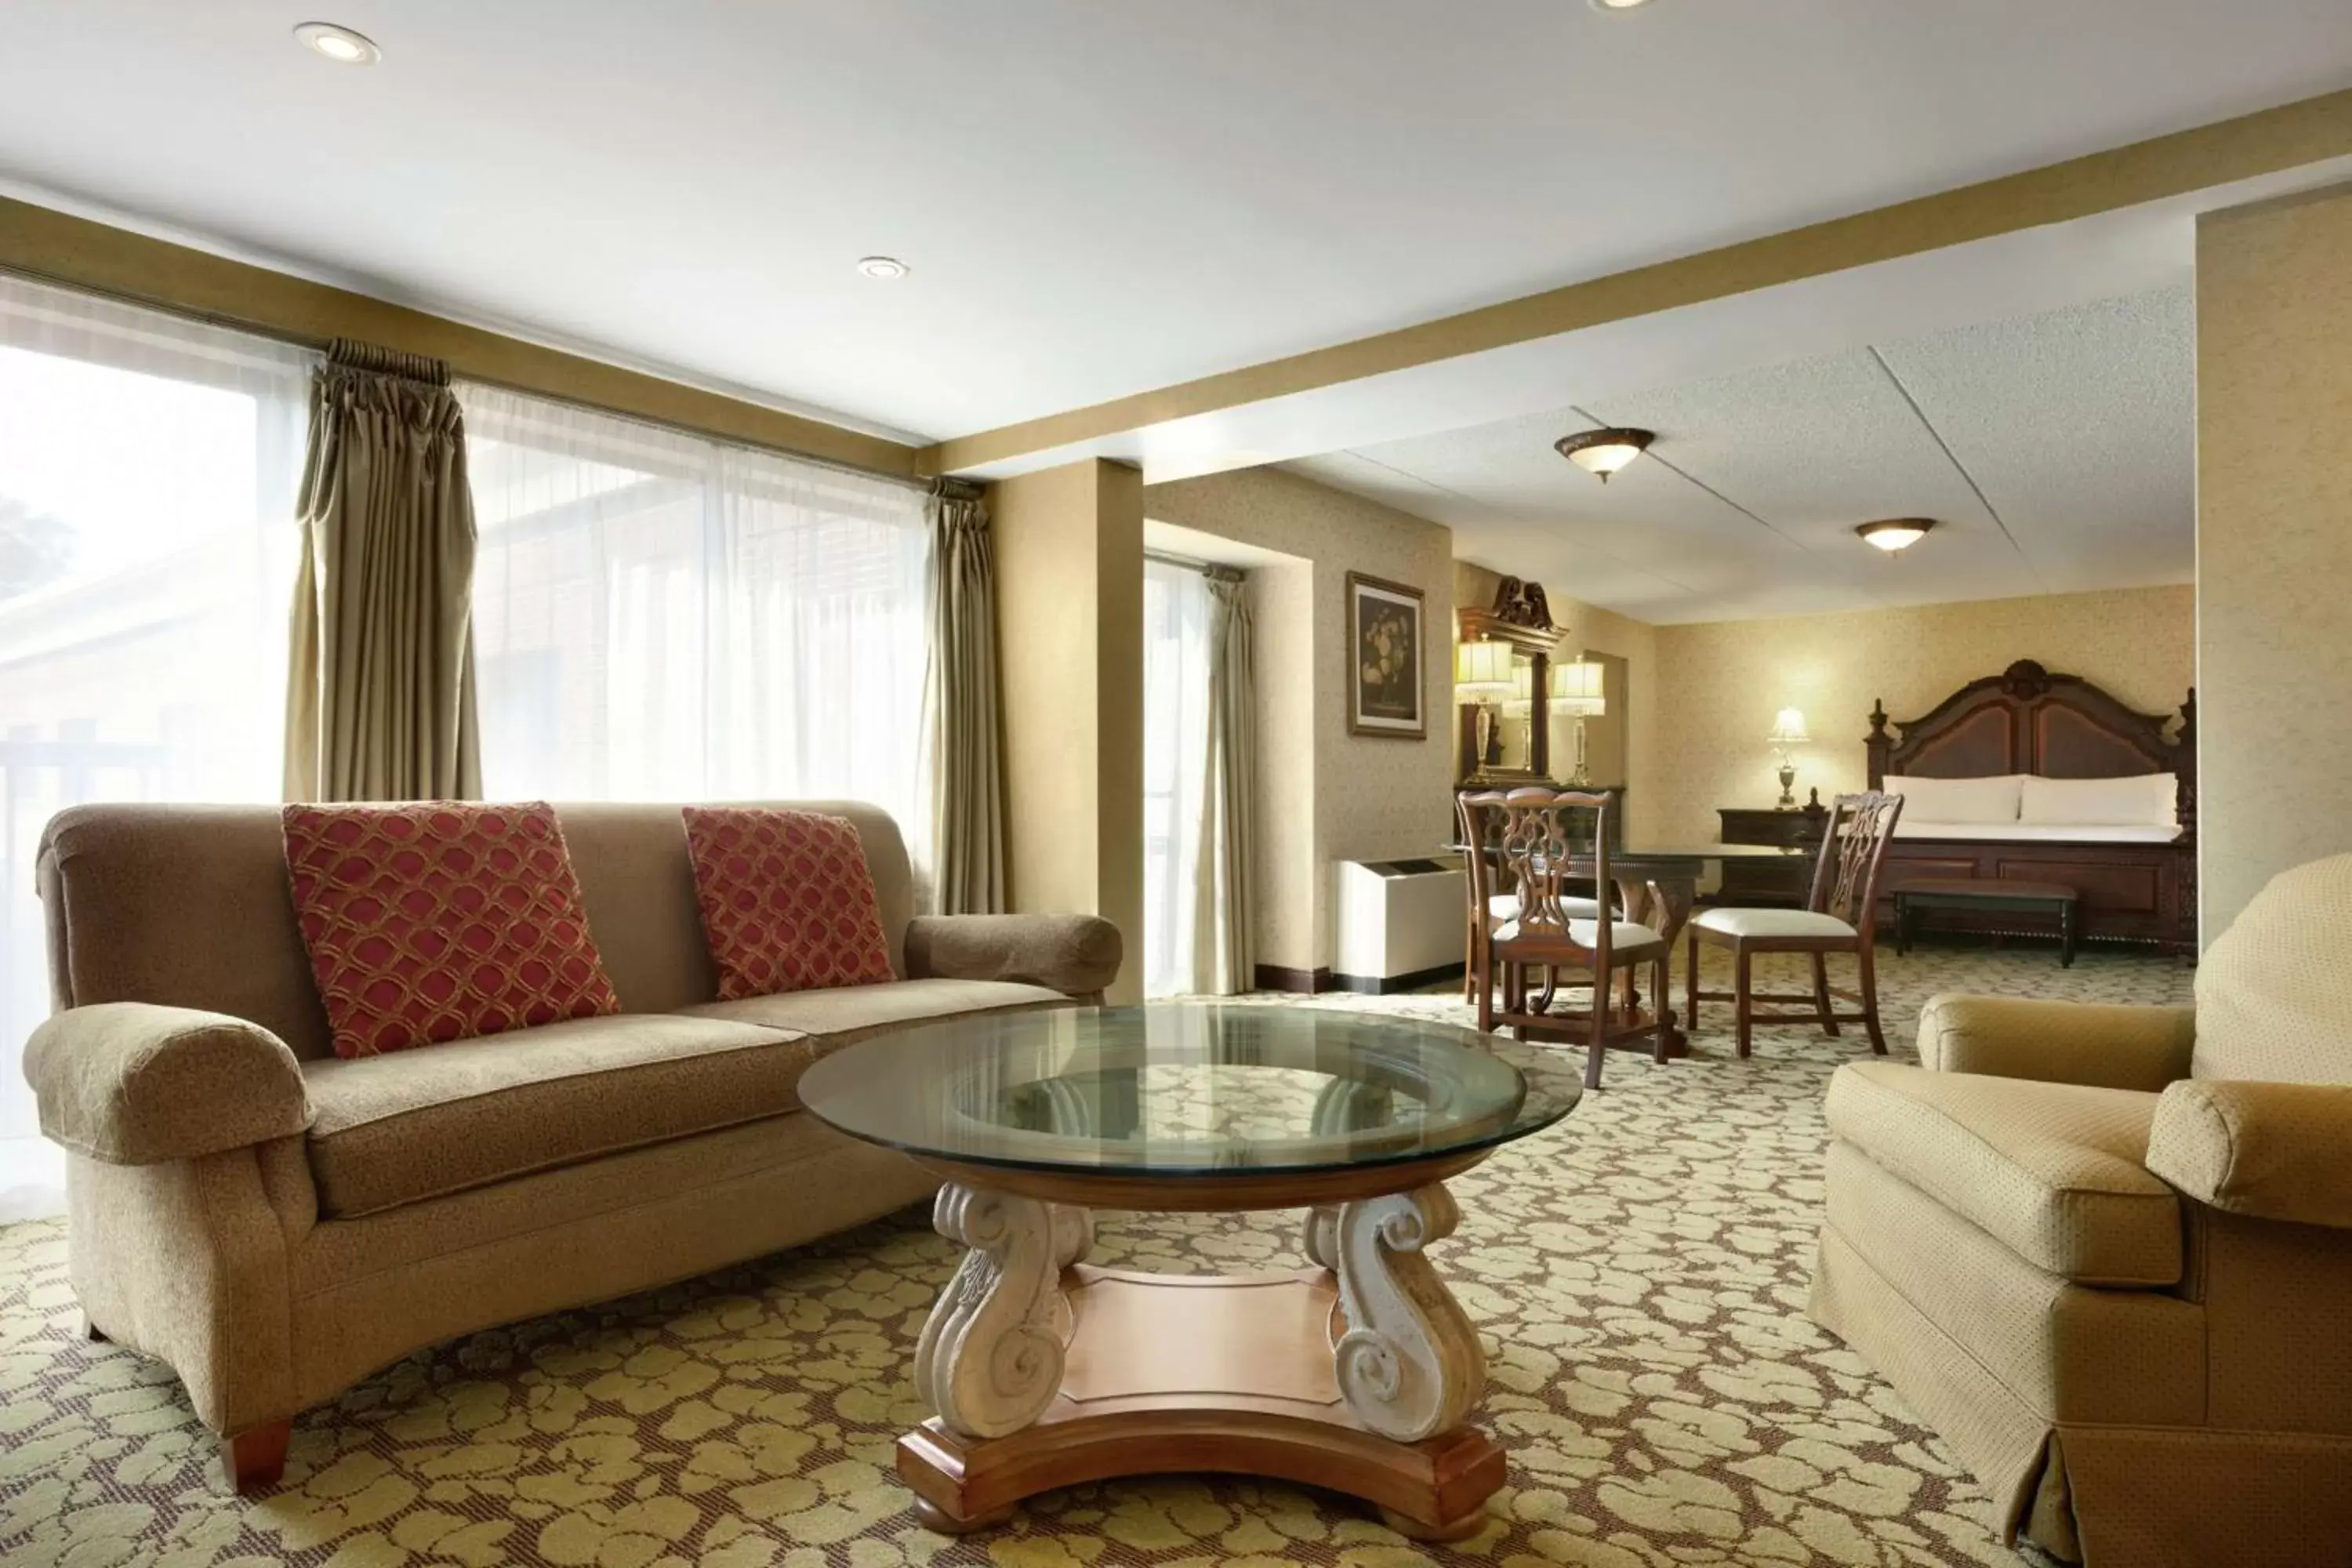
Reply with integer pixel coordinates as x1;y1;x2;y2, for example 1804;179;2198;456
0;942;2191;1568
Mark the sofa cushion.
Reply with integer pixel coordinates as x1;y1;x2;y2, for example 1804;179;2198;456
1825;1060;2180;1286
683;807;895;1000
679;976;1070;1043
284;801;620;1058
304;1013;816;1217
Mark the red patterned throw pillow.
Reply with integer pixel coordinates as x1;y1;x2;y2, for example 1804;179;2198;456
681;807;895;1000
282;801;621;1059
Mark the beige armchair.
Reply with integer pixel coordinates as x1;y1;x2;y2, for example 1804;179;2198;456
1809;854;2352;1566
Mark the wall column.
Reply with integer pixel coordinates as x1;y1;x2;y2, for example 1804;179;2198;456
2195;182;2352;940
989;459;1145;1002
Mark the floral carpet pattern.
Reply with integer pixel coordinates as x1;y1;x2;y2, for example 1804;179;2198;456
0;943;2190;1568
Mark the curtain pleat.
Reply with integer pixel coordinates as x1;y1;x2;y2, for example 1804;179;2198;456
285;339;481;801
1198;570;1258;993
923;486;1006;913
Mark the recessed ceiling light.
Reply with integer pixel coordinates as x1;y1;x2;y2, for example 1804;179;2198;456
856;256;910;280
1589;0;1656;11
293;22;380;64
1857;518;1936;553
1554;426;1654;483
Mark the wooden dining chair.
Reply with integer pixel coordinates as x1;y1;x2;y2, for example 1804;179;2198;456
1458;786;1671;1089
1455;788;1607;1003
1684;790;1904;1058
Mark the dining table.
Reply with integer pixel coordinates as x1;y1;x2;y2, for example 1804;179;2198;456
1450;841;1813;1058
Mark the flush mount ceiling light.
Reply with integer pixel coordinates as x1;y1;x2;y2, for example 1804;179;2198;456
1589;0;1657;10
293;22;379;64
1554;426;1654;483
856;256;910;280
1857;517;1936;553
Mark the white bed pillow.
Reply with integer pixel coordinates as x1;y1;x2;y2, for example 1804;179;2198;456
1881;773;2025;824
2020;772;2177;829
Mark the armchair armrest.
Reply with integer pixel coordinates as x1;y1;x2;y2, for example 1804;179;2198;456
1915;993;2195;1091
24;1003;312;1165
904;913;1123;998
2147;1080;2352;1229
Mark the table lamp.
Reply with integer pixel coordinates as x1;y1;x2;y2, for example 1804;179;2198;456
1454;641;1516;770
1766;706;1809;810
1552;660;1607;786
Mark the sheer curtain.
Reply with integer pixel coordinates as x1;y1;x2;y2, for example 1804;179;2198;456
1142;558;1215;997
458;386;931;871
0;274;312;1221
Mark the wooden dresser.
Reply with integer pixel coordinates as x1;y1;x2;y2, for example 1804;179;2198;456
1716;799;1825;905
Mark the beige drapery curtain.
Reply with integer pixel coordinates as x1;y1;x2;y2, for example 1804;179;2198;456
923;481;1006;913
1196;568;1257;992
284;339;481;802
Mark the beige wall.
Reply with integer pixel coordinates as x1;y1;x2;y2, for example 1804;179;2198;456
2196;183;2352;938
1644;586;2195;844
1452;562;1664;840
991;459;1145;1002
1143;468;1455;976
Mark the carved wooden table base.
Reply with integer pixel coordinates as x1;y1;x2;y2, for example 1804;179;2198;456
900;1181;1503;1539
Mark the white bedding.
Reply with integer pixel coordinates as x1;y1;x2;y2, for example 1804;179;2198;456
1893;821;2180;844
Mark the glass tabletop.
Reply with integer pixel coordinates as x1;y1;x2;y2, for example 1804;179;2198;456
795;1003;1581;1180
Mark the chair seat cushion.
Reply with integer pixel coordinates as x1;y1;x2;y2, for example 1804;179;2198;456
1487;893;1603;924
305;1013;817;1218
1693;906;1857;941
678;976;1069;1041
1496;917;1663;952
1825;1060;2180;1285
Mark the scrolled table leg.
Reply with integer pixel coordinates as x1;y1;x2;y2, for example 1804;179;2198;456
914;1182;1069;1439
1330;1184;1484;1442
1302;1203;1341;1272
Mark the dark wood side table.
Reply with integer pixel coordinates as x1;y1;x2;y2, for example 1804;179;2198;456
1893;878;2082;967
1715;795;1827;905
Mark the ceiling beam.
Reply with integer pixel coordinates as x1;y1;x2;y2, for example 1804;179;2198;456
0;194;920;480
922;88;2352;477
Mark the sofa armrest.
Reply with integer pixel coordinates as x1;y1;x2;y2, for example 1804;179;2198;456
2147;1080;2352;1229
1915;993;2195;1091
24;1003;312;1164
904;913;1123;998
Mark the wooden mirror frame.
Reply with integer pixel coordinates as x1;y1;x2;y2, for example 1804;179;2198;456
1455;608;1563;785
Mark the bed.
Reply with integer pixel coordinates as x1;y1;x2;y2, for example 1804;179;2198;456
1865;659;2196;953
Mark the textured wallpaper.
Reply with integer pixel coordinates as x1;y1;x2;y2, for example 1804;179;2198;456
2196;184;2352;938
1646;586;2194;844
1145;468;1457;971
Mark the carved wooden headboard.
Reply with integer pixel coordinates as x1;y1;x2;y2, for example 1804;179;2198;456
1865;659;2198;835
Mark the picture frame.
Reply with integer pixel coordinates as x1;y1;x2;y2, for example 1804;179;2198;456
1345;572;1426;739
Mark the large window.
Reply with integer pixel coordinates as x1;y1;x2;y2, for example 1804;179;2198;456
460;386;931;867
0;276;312;1218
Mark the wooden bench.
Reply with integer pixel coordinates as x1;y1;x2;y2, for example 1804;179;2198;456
1891;877;2082;967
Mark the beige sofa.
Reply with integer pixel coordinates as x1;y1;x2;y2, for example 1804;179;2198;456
22;800;1120;1491
1810;853;2352;1565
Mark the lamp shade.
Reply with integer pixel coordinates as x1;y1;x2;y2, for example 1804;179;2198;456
1766;706;1809;746
1454;640;1516;695
1551;659;1606;716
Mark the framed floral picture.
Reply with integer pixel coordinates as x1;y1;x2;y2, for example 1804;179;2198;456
1346;572;1426;739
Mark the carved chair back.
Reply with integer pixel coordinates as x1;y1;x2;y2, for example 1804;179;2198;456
1458;786;1616;967
1805;790;1905;933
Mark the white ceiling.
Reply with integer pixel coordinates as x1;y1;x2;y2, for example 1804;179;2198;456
1287;283;2195;623
2;0;2349;445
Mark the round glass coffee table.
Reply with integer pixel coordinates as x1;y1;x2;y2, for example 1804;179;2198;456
797;1003;1581;1539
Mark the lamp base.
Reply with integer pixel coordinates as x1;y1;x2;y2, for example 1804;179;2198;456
1775;762;1798;811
